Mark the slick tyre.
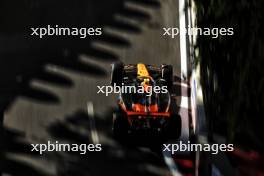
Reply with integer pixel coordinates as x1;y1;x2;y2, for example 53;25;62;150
111;61;124;86
165;114;181;140
161;64;173;91
112;112;129;140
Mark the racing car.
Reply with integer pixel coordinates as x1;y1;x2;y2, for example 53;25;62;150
111;62;181;139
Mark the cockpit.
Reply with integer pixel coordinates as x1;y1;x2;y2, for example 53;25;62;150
120;76;170;113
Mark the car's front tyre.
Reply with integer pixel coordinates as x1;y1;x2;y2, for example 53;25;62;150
111;61;124;86
161;64;173;91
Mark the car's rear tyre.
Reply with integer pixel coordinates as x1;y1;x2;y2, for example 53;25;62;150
161;64;173;91
111;61;124;86
112;112;129;140
164;114;181;140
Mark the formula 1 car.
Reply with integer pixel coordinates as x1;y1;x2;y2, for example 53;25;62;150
111;62;181;139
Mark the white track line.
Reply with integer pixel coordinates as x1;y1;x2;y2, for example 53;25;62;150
180;96;189;109
179;0;188;82
87;102;99;144
163;0;189;175
173;82;190;88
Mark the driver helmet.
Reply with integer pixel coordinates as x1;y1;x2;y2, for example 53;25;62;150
141;78;151;92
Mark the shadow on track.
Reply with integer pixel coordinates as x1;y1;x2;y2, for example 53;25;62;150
0;0;161;175
0;128;49;176
0;0;161;114
47;110;168;176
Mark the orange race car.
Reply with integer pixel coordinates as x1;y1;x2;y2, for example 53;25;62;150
111;62;180;139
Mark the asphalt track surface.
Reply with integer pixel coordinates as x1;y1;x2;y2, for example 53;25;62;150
0;0;188;176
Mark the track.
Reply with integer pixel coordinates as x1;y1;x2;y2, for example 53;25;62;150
0;0;193;176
